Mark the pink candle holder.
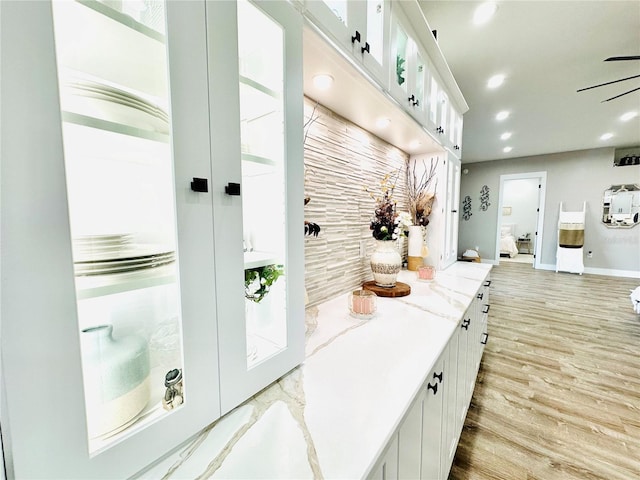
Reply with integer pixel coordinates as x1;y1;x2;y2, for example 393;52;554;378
348;289;377;319
417;265;436;281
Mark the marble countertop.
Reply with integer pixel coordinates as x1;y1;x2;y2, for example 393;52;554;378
137;262;492;479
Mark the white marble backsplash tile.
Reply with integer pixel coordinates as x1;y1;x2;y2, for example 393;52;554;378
303;98;409;307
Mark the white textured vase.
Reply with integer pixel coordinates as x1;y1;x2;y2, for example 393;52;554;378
80;324;150;438
370;240;402;287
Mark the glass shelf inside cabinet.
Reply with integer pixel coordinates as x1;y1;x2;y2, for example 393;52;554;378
52;0;186;455
238;0;287;369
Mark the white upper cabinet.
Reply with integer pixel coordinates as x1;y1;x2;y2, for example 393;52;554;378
0;0;304;477
389;8;431;125
304;0;391;87
388;7;429;124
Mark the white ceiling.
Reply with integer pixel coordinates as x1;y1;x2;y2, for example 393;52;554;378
303;1;640;164
419;0;640;163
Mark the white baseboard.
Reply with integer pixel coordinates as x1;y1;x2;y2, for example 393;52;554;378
538;263;640;279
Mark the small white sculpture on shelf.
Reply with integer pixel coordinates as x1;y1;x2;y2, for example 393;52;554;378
630;286;640;314
162;368;184;410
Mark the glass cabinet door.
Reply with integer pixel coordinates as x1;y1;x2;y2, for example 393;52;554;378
211;0;305;414
51;0;187;453
238;0;288;368
392;19;409;96
1;1;219;477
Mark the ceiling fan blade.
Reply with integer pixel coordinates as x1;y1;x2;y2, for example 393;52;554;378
601;87;640;102
577;74;640;92
604;56;640;62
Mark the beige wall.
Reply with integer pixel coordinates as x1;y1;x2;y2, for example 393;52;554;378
303;98;409;306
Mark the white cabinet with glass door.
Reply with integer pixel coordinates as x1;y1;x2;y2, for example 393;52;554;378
0;0;303;477
304;0;390;88
388;7;429;124
206;0;305;415
412;153;460;271
1;1;219;477
449;105;463;157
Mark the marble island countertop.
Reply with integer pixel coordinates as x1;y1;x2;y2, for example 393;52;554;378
137;262;492;479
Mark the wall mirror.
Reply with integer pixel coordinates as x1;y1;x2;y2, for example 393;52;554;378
602;184;640;228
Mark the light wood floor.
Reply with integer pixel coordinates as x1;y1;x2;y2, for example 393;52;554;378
450;262;640;480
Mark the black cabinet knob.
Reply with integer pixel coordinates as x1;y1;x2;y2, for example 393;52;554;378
433;371;443;383
427;381;438;395
225;182;241;196
351;30;361;44
361;42;370;54
190;177;208;192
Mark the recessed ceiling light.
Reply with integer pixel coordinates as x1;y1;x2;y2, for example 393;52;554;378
487;74;505;89
600;133;613;141
503;146;512;153
312;73;334;90
409;140;421;149
473;2;497;25
376;117;391;129
620;111;638;122
496;111;509;121
500;132;512;140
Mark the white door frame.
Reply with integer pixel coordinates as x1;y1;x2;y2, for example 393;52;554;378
495;172;547;269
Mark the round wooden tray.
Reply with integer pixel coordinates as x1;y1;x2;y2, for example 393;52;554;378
362;281;411;297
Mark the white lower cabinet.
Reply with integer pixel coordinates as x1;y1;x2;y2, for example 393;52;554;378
420;362;445;479
369;433;400;480
373;272;491;479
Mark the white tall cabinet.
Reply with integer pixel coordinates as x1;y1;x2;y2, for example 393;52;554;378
0;0;303;478
411;153;461;270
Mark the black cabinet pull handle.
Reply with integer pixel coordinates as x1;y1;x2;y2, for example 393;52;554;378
408;94;415;103
225;182;241;196
481;333;488;345
461;318;470;330
361;42;370;54
433;371;443;383
190;177;208;192
484;280;492;287
482;304;491;314
351;30;361;44
477;292;484;300
427;381;438;395
451;209;457;213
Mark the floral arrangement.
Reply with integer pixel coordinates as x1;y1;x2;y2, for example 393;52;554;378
406;158;438;227
365;170;405;241
245;264;283;303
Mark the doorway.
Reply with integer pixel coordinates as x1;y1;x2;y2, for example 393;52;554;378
495;172;547;268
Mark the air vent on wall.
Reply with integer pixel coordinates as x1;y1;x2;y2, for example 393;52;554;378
614;146;640;166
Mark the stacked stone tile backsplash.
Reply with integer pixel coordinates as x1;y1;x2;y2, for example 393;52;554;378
303;97;409;307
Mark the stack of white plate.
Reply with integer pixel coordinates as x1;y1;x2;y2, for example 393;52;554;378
73;234;175;276
61;77;170;134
